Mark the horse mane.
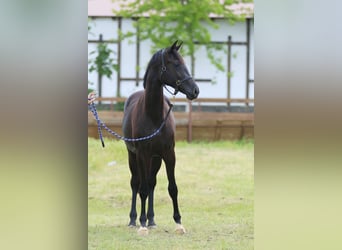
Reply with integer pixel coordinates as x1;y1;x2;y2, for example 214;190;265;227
143;49;163;89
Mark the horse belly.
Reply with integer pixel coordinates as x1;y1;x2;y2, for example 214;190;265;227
122;91;145;153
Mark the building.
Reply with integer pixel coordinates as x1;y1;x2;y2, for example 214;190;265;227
88;0;254;111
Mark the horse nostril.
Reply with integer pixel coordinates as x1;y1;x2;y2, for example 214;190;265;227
193;86;199;97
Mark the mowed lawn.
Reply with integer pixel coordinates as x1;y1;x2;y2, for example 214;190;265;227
88;138;254;250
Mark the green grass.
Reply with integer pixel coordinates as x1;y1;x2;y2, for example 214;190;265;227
88;138;254;250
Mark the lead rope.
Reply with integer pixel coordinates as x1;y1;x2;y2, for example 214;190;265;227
88;92;105;147
89;102;106;147
88;93;173;147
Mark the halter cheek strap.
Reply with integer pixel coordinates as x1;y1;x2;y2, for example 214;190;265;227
160;49;192;95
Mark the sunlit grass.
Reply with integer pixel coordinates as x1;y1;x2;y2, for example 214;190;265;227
88;138;254;249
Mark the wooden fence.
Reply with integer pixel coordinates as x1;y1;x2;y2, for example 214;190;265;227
88;97;254;141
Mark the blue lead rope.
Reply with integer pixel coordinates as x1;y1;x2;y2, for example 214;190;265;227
88;101;173;147
89;102;106;147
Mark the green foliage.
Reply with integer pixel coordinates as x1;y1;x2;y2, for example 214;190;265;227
88;19;118;81
88;43;118;79
88;18;93;32
114;0;253;72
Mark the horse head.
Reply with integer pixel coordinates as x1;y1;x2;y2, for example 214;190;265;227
160;41;199;100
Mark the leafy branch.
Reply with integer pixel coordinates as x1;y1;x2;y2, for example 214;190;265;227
114;0;253;72
88;43;118;79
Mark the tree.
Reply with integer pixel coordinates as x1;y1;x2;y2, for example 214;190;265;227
88;19;119;99
88;34;118;99
114;0;253;72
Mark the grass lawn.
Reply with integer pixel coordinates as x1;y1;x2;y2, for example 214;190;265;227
88;138;254;250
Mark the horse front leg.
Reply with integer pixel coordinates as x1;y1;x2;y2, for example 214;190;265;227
164;150;186;234
129;179;138;227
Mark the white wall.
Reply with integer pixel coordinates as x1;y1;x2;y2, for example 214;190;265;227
88;17;254;105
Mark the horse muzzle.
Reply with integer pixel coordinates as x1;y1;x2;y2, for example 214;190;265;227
186;85;199;100
180;78;199;100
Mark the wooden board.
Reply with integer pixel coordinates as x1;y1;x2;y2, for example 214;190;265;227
88;111;254;141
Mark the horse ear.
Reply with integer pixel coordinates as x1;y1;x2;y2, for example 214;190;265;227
176;41;183;51
170;40;178;51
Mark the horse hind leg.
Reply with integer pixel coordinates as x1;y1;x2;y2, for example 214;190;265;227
136;152;150;235
164;150;186;234
147;156;162;228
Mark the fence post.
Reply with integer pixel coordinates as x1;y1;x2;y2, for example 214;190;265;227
135;19;140;87
98;34;103;105
227;35;232;109
187;101;193;142
246;18;251;106
117;18;122;97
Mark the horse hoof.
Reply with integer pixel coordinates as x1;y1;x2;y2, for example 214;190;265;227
137;226;149;236
148;221;157;229
175;224;186;235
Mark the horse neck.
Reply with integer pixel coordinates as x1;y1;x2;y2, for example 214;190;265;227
144;71;164;123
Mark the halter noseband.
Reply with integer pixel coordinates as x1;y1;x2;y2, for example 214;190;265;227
160;49;193;95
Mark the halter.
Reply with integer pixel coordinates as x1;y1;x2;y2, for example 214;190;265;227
160;49;193;96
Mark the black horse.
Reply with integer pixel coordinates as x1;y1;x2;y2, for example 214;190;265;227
122;41;199;235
